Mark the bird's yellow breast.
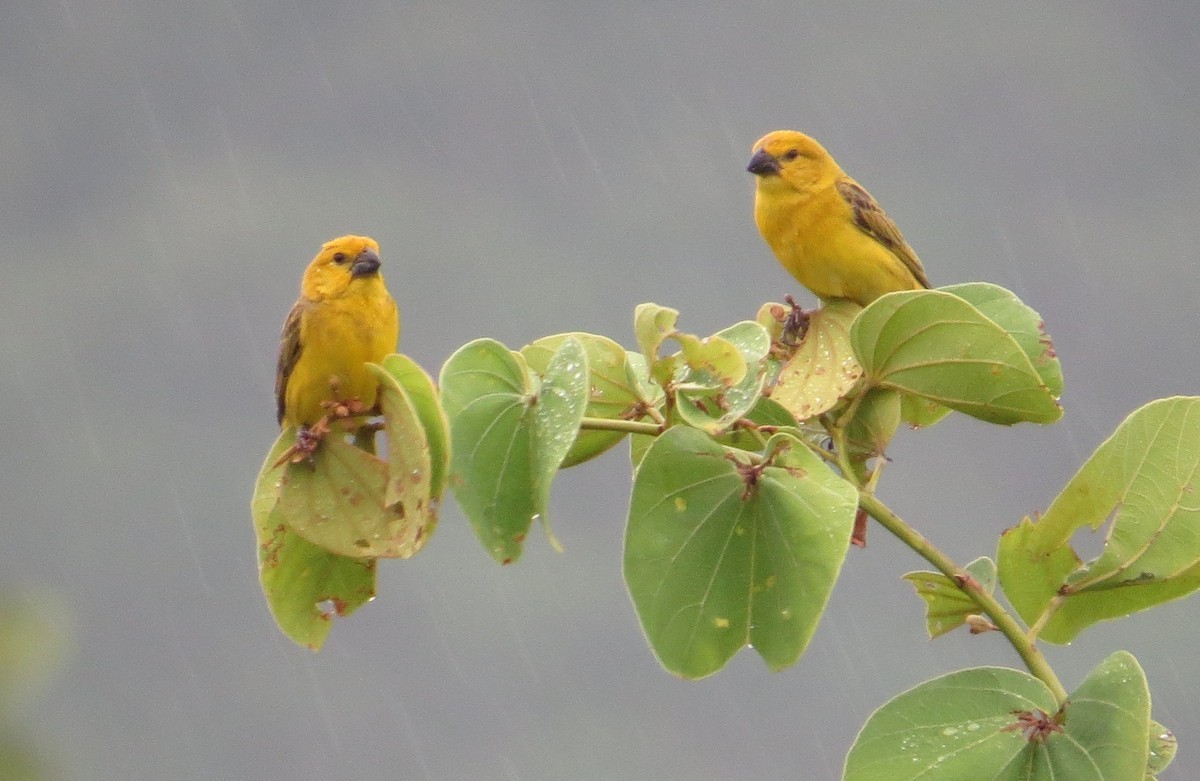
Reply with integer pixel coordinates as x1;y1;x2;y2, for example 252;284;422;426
755;182;921;306
284;279;399;427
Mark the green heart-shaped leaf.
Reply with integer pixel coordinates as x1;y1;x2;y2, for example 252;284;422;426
624;427;856;678
844;651;1149;781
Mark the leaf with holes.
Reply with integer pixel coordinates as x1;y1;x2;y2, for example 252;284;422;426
368;362;439;553
251;431;375;650
999;397;1200;644
770;300;864;421
277;432;427;559
634;302;680;365
377;353;450;500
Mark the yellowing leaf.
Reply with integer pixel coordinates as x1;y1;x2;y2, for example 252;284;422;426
771;300;863;421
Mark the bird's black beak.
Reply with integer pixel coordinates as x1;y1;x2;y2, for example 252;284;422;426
746;148;781;176
350;248;381;278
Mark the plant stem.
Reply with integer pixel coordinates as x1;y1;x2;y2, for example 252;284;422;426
857;492;1069;704
578;416;663;436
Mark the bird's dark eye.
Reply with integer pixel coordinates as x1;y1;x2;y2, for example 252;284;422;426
332;252;347;264
783;149;801;161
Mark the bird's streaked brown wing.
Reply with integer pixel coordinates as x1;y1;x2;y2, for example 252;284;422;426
275;300;304;425
836;178;930;288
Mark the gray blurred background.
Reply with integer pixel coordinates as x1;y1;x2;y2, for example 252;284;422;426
3;2;1199;779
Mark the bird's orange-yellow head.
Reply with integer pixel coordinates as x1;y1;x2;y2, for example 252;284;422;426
747;130;843;195
300;235;385;301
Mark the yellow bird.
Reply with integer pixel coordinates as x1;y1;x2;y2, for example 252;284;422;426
275;235;400;431
747;130;930;306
